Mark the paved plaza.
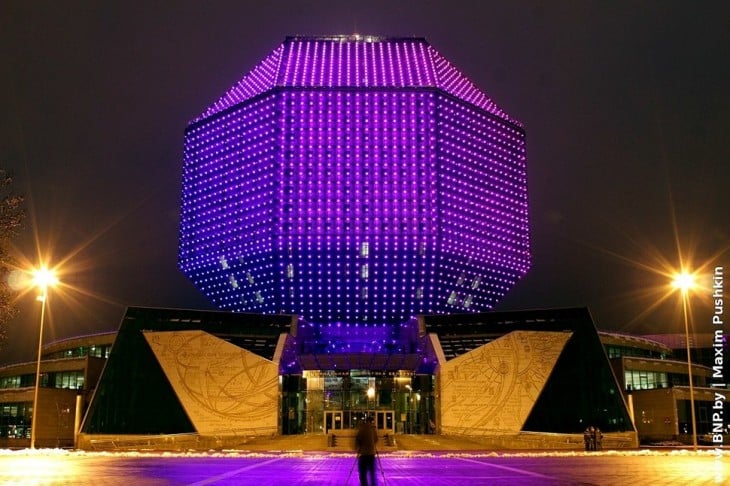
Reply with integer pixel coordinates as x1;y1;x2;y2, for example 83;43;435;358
0;449;726;485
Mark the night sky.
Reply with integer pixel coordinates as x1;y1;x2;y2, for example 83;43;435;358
1;1;728;365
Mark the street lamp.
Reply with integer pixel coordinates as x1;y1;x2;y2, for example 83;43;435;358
405;384;412;434
672;270;697;450
30;266;58;449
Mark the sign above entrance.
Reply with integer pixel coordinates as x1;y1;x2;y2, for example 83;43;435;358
306;369;415;378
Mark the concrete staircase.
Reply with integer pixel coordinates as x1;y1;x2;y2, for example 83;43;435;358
327;430;397;452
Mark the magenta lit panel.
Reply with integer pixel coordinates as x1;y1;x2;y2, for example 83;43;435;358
196;36;519;126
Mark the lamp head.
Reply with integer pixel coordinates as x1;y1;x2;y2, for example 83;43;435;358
672;271;696;293
32;267;58;291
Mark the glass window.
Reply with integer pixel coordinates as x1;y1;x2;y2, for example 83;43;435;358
625;369;671;391
0;401;31;439
0;376;21;389
50;371;85;390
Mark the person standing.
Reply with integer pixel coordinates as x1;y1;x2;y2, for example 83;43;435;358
355;416;379;486
594;427;603;451
583;427;591;451
588;426;596;451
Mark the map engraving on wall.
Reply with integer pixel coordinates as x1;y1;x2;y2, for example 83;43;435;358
440;330;572;435
144;330;278;436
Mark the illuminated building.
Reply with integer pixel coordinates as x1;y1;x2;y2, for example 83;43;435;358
178;35;531;323
0;332;114;448
604;332;723;444
77;307;637;450
74;36;638;449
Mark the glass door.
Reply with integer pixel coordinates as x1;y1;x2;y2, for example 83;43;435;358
375;410;394;434
324;411;343;433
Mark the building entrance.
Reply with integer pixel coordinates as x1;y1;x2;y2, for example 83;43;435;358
324;411;343;433
282;370;435;435
324;410;395;434
375;410;395;433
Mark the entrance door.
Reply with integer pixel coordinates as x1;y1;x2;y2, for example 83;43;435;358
375;411;395;434
324;411;343;434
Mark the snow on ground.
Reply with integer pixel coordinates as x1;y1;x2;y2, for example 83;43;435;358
0;447;727;459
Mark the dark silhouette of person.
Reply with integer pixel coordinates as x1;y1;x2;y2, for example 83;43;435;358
354;416;378;486
583;427;592;451
587;426;597;451
594;427;603;451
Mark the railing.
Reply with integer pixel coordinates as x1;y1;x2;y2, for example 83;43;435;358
83;427;279;451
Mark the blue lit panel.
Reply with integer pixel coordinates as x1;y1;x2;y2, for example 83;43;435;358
180;96;280;312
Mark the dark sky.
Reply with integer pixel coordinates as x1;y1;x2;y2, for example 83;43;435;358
1;1;728;365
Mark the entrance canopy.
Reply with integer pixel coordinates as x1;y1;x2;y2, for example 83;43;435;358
281;318;439;374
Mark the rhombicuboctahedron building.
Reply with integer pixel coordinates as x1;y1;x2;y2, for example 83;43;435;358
178;35;531;323
78;36;636;450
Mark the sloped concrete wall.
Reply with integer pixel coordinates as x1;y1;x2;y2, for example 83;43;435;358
144;330;278;436
439;331;571;435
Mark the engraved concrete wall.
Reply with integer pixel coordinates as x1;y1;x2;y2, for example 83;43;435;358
144;330;278;436
439;330;571;435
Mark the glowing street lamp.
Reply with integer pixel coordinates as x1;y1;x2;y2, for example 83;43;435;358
671;270;698;450
405;384;413;434
672;272;695;293
30;266;58;449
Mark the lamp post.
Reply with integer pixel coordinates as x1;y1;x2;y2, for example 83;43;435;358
672;271;697;450
405;384;412;434
30;267;58;449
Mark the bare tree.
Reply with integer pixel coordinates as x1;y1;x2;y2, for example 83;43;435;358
0;170;25;347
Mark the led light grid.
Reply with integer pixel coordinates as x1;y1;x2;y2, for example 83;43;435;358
179;36;531;324
197;36;520;126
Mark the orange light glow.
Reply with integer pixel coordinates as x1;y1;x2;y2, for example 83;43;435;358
31;267;59;292
671;271;696;293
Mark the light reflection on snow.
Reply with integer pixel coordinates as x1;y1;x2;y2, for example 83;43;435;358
0;447;727;459
0;448;82;481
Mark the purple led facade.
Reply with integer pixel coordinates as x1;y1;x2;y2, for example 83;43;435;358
179;36;530;324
